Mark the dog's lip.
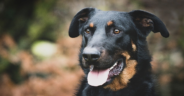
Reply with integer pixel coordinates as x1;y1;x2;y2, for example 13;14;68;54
89;59;124;71
88;59;124;69
89;62;118;71
107;60;124;81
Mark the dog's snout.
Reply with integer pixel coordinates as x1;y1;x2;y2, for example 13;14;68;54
82;48;101;62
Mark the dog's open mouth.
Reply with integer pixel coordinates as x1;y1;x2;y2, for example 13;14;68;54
87;60;124;86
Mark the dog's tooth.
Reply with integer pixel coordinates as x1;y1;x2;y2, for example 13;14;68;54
114;62;117;67
110;66;113;70
90;65;94;71
112;62;117;68
110;62;117;70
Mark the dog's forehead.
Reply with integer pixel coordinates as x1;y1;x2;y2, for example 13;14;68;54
89;10;128;25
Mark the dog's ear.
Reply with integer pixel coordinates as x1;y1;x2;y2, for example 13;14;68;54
129;10;169;38
69;8;96;38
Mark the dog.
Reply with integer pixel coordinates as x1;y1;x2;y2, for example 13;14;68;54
68;8;169;96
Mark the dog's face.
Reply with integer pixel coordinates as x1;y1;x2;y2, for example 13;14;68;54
82;11;131;68
81;11;131;86
69;8;169;90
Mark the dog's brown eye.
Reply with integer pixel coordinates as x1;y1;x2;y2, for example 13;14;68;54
113;29;120;34
85;29;90;34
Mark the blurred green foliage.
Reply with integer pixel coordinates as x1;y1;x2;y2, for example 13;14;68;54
0;0;64;84
0;0;62;49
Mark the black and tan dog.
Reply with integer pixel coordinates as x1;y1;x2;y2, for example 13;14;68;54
68;8;169;96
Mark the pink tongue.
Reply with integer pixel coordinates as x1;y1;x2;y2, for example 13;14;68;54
87;68;110;86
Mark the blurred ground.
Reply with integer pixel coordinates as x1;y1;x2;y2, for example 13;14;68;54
0;0;184;96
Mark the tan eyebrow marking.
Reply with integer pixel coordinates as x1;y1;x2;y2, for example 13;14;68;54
107;21;113;26
89;23;94;28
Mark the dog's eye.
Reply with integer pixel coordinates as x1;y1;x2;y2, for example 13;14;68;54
85;29;91;34
113;29;120;34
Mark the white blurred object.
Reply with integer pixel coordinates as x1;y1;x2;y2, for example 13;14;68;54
31;41;57;59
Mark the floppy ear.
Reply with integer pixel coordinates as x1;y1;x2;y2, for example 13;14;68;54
69;8;96;38
129;10;169;38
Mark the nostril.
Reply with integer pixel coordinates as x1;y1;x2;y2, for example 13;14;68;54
91;54;100;61
82;53;100;61
82;47;101;62
83;54;89;61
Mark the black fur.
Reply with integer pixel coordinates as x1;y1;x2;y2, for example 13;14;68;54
69;8;169;96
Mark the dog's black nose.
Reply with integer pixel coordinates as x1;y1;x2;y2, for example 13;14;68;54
82;48;100;62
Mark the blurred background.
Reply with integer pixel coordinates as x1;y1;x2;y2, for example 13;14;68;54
0;0;184;96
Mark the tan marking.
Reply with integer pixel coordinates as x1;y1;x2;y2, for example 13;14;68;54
89;23;94;28
104;51;137;91
122;51;130;60
107;21;113;26
140;18;153;27
131;40;136;52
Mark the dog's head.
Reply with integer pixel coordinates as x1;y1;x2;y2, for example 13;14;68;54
69;8;169;90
